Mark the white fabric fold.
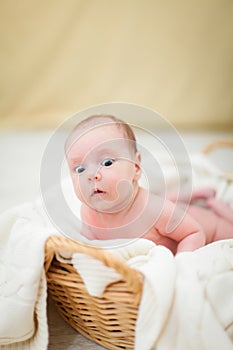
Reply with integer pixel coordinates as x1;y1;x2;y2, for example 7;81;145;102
72;253;122;297
191;153;233;207
156;240;233;350
0;202;54;349
134;245;175;350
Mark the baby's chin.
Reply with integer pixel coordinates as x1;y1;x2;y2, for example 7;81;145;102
86;194;133;214
81;180;136;213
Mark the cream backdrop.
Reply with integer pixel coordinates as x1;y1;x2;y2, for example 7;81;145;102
0;0;233;129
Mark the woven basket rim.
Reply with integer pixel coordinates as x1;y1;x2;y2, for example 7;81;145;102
45;235;143;297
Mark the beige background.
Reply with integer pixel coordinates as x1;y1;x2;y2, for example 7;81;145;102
0;0;233;129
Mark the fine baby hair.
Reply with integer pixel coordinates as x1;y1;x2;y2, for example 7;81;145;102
65;114;138;155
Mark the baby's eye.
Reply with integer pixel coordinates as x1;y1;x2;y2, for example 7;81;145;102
74;165;85;174
101;158;115;167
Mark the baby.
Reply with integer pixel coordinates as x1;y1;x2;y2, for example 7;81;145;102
65;114;233;254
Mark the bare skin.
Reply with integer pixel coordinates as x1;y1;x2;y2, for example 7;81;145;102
168;187;233;246
66;119;233;254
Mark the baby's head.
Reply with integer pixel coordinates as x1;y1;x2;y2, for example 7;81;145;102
65;114;141;213
65;114;137;154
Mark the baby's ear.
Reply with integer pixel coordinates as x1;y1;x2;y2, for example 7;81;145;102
136;152;141;163
134;152;141;180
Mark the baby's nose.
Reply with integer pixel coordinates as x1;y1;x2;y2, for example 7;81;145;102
88;168;101;182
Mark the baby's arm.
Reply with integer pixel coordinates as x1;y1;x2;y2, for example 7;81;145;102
156;199;206;253
175;228;206;252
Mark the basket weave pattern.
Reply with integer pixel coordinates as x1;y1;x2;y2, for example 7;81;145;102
45;235;143;350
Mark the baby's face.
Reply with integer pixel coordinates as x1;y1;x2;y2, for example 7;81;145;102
66;125;141;213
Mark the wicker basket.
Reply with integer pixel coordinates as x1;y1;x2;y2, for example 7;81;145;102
202;139;233;155
45;235;143;350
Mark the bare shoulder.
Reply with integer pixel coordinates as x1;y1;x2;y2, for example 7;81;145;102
146;190;167;214
138;187;162;203
137;188;168;220
147;191;165;204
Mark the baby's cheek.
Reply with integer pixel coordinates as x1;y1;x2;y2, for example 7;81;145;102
115;178;134;200
107;176;119;194
107;167;134;195
72;176;84;200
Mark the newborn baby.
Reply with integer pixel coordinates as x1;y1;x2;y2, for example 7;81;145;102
65;114;233;254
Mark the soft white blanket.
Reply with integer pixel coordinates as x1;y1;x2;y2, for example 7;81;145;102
0;150;232;349
156;240;233;350
69;238;233;350
0;202;53;349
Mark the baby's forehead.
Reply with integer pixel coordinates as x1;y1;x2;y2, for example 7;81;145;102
75;121;123;136
66;125;137;164
66;122;125;149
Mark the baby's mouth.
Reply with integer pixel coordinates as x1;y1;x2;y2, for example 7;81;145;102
91;188;106;196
